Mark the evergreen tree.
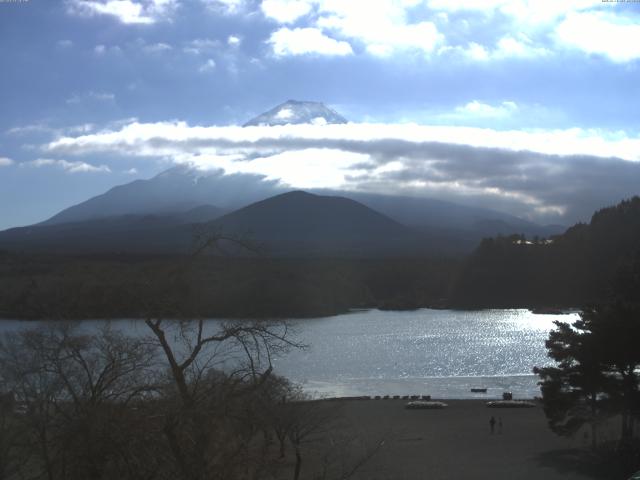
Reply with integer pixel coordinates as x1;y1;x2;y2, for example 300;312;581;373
534;319;609;449
535;302;640;449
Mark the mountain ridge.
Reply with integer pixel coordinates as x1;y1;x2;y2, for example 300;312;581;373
36;165;561;247
42;165;283;225
0;191;426;256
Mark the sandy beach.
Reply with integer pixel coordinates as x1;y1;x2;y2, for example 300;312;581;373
311;399;603;480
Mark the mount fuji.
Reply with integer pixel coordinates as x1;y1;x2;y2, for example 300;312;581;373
0;100;566;255
243;100;348;127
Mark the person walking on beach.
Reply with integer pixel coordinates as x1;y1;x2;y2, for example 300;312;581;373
498;417;503;434
489;416;496;434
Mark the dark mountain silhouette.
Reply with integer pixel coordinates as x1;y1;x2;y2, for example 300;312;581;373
243;100;347;127
0;214;193;254
0;191;427;256
0;204;224;254
209;191;425;256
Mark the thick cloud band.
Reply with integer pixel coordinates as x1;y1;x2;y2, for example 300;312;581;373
46;121;640;223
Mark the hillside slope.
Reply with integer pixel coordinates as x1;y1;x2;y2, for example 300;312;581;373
210;191;426;256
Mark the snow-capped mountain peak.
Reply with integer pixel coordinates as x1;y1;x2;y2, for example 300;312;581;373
243;100;347;127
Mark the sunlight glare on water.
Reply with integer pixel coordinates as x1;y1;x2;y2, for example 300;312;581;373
273;308;577;398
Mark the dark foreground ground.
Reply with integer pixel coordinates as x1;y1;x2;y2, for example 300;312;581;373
297;399;624;480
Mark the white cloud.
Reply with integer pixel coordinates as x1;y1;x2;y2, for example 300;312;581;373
6;124;55;136
426;0;596;25
183;38;221;55
0;157;14;167
227;35;242;47
67;0;177;25
46;120;640;163
494;34;550;59
444;34;549;61
57;39;73;48
364;22;441;56
66;91;116;105
201;0;247;14
426;0;507;13
465;42;489;61
426;1;640;63
6;123;97;139
192;0;637;63
261;0;314;23
556;12;640;62
42;120;640;222
499;0;599;26
124;167;139;174
455;100;518;118
94;44;122;55
316;1;442;57
65;124;97;134
213;148;368;188
143;42;172;53
199;59;217;72
5;120;134;138
23;159;111;174
259;1;442;57
268;27;353;56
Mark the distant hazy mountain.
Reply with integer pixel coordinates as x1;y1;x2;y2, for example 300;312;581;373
43;165;283;225
0;181;569;256
309;190;565;253
320;190;562;236
177;204;226;223
243;100;348;127
41;165;561;243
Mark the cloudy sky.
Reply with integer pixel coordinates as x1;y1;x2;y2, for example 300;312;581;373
1;0;639;230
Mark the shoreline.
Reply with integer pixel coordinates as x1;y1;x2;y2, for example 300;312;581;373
319;398;600;480
317;396;539;402
0;305;581;322
296;373;545;401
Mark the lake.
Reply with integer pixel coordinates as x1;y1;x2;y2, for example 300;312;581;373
277;308;578;399
0;308;578;399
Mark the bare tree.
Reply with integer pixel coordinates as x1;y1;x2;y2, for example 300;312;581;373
142;315;303;480
0;323;158;480
0;391;28;480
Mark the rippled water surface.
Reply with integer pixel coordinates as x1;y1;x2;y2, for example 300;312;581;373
272;308;578;398
0;309;578;398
